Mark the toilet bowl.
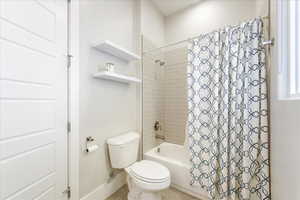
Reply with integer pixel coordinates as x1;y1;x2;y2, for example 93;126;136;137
107;132;171;200
126;160;170;200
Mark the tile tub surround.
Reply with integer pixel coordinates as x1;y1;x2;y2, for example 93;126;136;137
142;40;189;148
142;37;165;153
106;185;202;200
163;47;188;145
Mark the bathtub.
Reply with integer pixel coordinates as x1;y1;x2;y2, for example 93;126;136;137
144;142;208;200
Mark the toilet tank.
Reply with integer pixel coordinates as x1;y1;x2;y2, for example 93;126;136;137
107;132;140;169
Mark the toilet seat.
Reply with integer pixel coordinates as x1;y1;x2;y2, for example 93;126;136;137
126;160;171;192
128;160;170;183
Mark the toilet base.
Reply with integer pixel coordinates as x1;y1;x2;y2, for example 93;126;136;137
127;176;163;200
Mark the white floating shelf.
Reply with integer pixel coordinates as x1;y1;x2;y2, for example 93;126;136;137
93;71;141;84
93;40;141;62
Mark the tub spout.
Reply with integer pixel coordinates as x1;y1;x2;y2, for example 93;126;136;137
155;134;165;140
157;147;160;153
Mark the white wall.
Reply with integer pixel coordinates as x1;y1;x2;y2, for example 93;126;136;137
141;0;165;47
165;0;266;44
78;0;140;198
270;0;300;199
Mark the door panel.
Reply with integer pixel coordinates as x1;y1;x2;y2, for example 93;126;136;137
0;19;56;56
1;0;56;41
9;174;55;200
0;40;55;85
0;0;68;199
2;144;55;198
1;101;55;139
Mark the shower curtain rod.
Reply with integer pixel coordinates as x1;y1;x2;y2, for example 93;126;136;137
143;15;273;54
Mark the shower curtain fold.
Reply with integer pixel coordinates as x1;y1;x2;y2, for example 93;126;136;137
187;18;270;200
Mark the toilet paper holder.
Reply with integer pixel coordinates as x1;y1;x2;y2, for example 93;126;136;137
86;136;94;142
85;136;98;153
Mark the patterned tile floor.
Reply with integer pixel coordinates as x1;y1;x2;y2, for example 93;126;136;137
106;185;201;200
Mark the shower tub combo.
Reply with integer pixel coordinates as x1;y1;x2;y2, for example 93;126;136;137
144;142;208;200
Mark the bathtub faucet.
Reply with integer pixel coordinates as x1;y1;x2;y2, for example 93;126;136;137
155;134;165;140
154;121;162;131
157;147;161;153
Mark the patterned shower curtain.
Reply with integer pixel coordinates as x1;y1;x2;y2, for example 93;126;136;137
187;18;270;200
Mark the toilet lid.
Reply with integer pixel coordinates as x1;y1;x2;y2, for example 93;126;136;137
129;160;170;183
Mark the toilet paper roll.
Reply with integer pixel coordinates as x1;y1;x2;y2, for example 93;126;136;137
86;145;99;153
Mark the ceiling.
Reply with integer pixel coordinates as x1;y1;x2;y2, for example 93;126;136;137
152;0;201;16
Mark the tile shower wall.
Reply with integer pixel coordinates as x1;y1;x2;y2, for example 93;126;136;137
143;43;188;148
142;38;165;152
163;47;188;145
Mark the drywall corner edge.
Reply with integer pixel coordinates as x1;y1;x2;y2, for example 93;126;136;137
69;0;80;199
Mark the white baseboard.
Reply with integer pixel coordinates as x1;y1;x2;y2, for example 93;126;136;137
80;172;126;200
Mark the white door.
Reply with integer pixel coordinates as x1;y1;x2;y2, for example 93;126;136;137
0;0;69;200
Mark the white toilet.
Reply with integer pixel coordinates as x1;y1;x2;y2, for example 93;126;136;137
107;132;170;200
